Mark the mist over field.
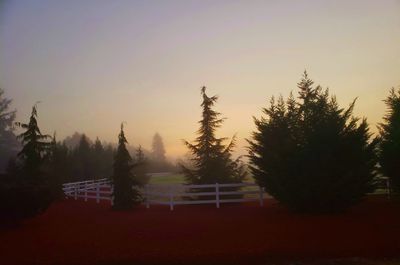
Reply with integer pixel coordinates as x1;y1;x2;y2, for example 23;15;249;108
1;0;399;162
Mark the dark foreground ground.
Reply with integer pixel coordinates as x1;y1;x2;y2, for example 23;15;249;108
1;195;400;265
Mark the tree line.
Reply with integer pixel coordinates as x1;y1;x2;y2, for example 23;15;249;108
0;71;399;218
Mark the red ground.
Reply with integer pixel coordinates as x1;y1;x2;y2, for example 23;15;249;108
1;196;400;265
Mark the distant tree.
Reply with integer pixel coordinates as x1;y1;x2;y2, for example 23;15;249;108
0;88;19;172
151;133;166;162
378;87;400;192
103;143;115;178
149;132;173;172
112;124;141;210
71;134;93;180
248;72;378;213
63;132;93;149
181;87;246;185
92;137;105;179
45;133;70;198
93;137;104;153
134;145;150;186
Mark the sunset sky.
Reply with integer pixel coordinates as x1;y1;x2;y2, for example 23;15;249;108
1;0;399;160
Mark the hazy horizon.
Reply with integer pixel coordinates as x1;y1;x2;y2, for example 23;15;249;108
1;0;399;160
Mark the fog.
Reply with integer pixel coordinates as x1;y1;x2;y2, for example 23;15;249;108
1;0;399;161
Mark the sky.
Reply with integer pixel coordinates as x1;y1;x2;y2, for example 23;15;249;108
0;0;399;160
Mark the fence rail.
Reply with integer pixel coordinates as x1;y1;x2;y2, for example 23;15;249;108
62;176;391;210
62;179;264;210
144;182;264;210
62;178;114;204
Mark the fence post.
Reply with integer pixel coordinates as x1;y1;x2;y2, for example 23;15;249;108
215;183;220;208
259;186;264;207
84;182;88;202
145;185;150;209
74;184;78;200
169;186;174;211
110;185;114;206
96;183;100;203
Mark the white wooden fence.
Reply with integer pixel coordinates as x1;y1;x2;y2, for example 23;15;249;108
62;178;114;205
62;179;265;210
145;183;265;210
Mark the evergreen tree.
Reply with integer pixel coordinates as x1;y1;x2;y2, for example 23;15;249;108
248;72;377;213
64;132;92;149
71;134;93;180
112;124;141;210
134;145;150;186
103;143;115;178
379;87;400;192
16;104;51;181
46;133;70;198
93;137;104;154
92;137;105;179
182;87;246;185
0;104;54;220
149;132;173;172
0;88;19;172
151;133;166;162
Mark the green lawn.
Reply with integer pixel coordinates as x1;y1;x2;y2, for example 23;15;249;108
149;173;256;185
149;174;185;184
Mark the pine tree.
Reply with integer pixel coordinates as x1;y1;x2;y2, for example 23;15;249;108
16;104;51;181
92;137;105;179
112;124;141;210
0;104;54;220
103;144;115;178
151;133;166;162
0;88;19;171
182;87;246;185
46;132;70;198
71;134;93;180
134;145;150;186
248;72;377;213
149;132;172;172
379;87;400;192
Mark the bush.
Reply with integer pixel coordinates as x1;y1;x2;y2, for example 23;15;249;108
248;72;378;213
378;88;400;193
0;173;53;221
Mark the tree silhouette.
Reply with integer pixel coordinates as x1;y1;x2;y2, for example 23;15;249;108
248;72;377;213
112;124;141;210
182;87;246;185
134;145;150;186
151;133;166;162
0;88;19;171
46;132;70;198
378;87;400;192
0;104;54;220
92;137;105;179
16;104;51;181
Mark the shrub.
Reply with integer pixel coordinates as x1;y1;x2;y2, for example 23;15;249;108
248;72;377;213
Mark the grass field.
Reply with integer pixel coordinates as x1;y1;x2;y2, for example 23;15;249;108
149;173;185;184
149;173;256;185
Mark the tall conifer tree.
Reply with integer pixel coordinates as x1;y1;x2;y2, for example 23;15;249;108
182;87;246;185
112;124;141;210
379;87;400;192
1;104;54;220
151;133;166;162
16;104;51;181
0;88;19;171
